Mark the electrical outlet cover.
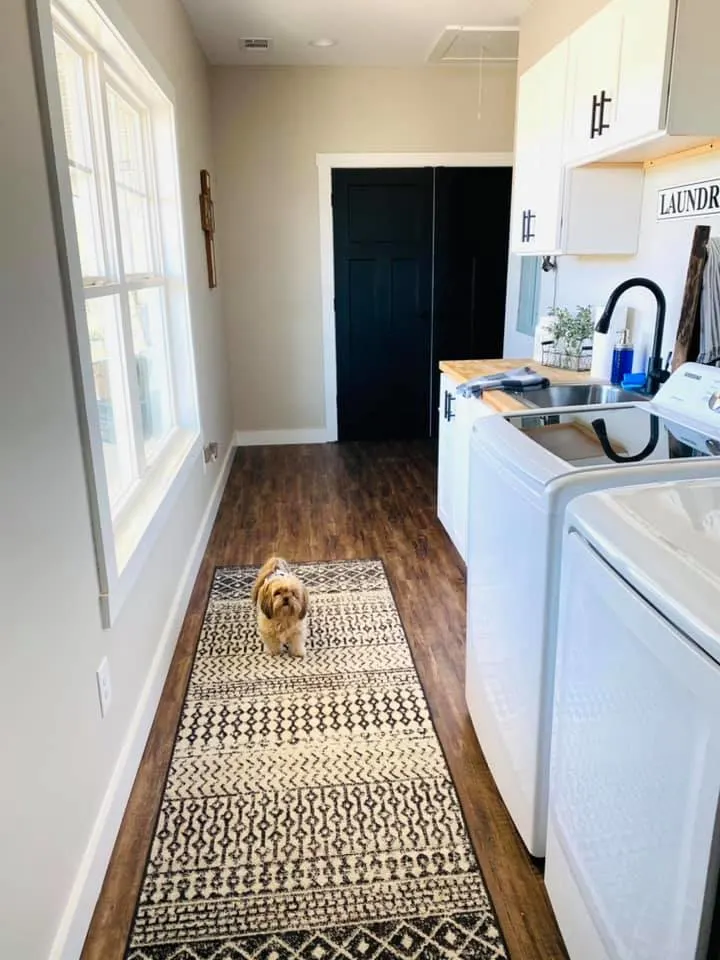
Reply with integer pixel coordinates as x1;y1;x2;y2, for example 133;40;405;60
96;657;112;717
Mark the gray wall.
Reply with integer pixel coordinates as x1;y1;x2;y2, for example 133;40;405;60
0;0;232;955
210;63;518;434
518;0;611;71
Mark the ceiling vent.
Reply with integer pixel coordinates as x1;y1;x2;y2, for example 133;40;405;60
428;26;519;64
239;37;272;51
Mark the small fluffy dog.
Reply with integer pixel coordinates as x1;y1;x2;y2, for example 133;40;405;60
251;557;309;657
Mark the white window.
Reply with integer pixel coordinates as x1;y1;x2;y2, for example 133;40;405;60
33;0;201;625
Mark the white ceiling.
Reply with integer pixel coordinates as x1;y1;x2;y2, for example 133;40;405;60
180;0;529;67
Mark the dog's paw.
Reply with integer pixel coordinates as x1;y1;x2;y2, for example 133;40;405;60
289;643;306;658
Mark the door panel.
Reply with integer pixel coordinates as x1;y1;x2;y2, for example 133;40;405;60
333;167;511;442
432;167;512;436
564;1;623;163
333;168;433;441
511;43;568;255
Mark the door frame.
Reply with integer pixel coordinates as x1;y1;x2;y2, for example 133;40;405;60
317;152;514;442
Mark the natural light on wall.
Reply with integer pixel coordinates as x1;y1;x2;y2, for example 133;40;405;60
31;0;201;626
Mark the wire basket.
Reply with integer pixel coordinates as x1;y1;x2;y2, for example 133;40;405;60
541;340;592;372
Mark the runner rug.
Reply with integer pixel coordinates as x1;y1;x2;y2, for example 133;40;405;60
126;559;508;960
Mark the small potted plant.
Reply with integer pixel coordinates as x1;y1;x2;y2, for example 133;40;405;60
546;305;594;370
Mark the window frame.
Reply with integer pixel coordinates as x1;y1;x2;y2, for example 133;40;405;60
30;0;202;627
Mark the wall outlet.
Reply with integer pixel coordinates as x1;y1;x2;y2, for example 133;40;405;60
203;441;219;464
96;657;112;718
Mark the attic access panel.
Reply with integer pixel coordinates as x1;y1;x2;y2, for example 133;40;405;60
429;26;519;63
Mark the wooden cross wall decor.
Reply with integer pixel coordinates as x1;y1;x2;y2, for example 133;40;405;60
199;169;217;288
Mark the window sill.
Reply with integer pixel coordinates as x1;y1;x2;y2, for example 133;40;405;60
101;428;201;627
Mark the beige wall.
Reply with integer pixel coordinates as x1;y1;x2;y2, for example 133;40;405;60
210;64;517;433
0;1;231;956
519;0;611;71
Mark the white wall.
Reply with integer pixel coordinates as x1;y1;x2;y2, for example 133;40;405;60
0;1;232;957
210;64;517;435
504;151;720;368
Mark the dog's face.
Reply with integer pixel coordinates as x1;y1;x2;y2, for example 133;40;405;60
258;574;308;622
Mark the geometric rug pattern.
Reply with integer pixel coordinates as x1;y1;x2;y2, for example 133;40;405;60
125;560;508;959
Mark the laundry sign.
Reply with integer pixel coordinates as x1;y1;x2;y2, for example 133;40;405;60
657;179;720;220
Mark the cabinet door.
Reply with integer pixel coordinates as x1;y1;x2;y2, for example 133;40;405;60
510;41;569;255
437;374;457;534
564;1;624;164
451;396;474;561
613;0;674;147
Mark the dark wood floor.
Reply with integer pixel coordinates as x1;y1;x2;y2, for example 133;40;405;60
82;441;567;960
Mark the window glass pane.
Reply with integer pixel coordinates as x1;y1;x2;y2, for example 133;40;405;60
115;185;153;275
68;166;105;280
86;296;135;508
106;85;147;192
129;288;174;461
516;256;542;335
54;32;93;167
106;85;155;275
54;31;106;279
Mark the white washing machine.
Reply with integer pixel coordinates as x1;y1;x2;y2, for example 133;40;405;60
466;362;720;856
546;478;720;960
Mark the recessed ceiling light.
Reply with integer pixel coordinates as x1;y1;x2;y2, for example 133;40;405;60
309;38;337;48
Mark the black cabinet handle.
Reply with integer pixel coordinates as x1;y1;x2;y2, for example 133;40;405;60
522;209;536;243
443;390;449;421
447;393;456;421
591;89;613;138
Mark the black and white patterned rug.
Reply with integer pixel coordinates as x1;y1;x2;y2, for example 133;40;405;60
126;560;508;960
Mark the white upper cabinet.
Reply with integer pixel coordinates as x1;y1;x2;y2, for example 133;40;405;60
511;41;569;254
563;1;624;163
612;0;675;148
510;37;643;257
564;0;720;165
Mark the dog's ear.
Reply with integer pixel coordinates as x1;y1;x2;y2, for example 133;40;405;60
252;557;280;605
259;582;274;619
299;584;309;620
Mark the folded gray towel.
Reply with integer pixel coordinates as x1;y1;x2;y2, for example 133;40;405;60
698;237;720;366
457;366;549;398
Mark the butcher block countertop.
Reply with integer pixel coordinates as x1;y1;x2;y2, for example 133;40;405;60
439;358;594;414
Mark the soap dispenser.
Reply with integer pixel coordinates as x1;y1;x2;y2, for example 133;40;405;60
610;329;634;385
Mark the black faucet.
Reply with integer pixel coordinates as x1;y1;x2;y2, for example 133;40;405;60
595;277;669;395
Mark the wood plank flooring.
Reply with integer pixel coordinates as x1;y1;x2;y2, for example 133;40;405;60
82;441;567;960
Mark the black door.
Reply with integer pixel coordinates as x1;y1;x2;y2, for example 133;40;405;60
432;166;513;436
333;168;433;441
332;166;512;441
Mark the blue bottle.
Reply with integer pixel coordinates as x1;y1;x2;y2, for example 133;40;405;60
611;330;634;385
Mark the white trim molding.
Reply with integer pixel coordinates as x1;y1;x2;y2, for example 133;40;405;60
316;152;514;442
233;428;329;447
49;442;234;960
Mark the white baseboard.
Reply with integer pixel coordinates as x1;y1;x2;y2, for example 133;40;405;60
50;441;235;960
233;427;330;447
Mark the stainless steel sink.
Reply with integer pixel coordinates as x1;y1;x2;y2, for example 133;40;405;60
510;383;649;409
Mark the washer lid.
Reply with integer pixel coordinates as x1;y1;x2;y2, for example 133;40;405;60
471;411;570;491
569;479;720;663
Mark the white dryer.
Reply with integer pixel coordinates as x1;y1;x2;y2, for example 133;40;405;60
466;362;720;856
546;478;720;960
